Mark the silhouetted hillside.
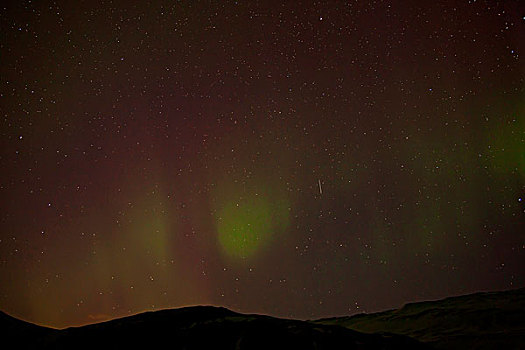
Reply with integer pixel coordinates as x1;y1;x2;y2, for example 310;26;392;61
0;310;58;348
2;288;522;349
315;288;525;349
2;306;425;349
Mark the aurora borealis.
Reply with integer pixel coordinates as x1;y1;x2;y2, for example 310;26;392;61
0;0;524;329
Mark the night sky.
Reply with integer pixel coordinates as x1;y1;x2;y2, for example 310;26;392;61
1;0;524;329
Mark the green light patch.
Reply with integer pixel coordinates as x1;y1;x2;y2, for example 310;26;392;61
215;191;289;262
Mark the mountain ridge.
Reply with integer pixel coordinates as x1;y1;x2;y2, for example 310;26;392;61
2;288;523;349
314;287;525;349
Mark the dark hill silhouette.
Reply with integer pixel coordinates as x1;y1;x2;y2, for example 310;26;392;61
2;288;523;349
1;306;425;349
315;287;525;349
2;306;425;349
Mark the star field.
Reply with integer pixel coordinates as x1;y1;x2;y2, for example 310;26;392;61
0;0;524;328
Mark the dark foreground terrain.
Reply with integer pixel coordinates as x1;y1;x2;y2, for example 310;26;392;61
2;288;523;349
2;307;424;350
316;288;525;349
